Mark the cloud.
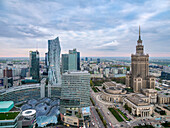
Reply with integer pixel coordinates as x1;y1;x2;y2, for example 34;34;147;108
0;0;170;57
92;40;119;51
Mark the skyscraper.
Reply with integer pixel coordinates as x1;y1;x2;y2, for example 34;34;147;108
48;37;61;86
61;71;90;109
45;53;48;67
29;51;40;81
61;48;80;73
126;26;155;92
60;71;91;127
97;58;100;64
45;52;49;72
85;57;88;61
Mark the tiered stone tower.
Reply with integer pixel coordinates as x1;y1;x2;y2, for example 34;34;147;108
126;26;155;92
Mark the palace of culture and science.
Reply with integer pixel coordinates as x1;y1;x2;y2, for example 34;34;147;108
126;26;155;92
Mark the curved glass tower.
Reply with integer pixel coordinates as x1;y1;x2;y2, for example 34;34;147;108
48;37;61;86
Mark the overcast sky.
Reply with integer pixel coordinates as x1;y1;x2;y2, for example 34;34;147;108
0;0;170;57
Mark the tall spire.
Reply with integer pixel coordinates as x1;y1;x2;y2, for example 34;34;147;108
139;25;141;40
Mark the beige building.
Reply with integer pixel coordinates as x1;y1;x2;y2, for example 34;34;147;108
158;90;170;104
142;89;157;104
101;82;126;103
126;26;155;93
123;94;154;117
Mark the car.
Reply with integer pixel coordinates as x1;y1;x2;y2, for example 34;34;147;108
107;112;110;115
109;123;112;126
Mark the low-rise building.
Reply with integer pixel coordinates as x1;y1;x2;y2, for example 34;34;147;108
142;89;157;104
0;101;21;128
158;90;170;104
123;95;154;117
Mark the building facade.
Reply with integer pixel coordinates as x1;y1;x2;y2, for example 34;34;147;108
29;51;40;81
61;71;90;112
126;26;155;92
3;67;12;78
48;37;61;86
123;95;154;117
62;49;80;73
60;71;90;127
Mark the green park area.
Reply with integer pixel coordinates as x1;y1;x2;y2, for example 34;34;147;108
108;108;124;122
117;109;130;121
161;122;170;128
0;112;20;120
155;87;161;91
133;125;154;128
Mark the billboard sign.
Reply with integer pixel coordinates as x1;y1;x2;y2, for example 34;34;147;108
82;107;90;115
0;79;3;86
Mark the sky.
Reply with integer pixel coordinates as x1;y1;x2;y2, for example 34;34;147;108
0;0;170;57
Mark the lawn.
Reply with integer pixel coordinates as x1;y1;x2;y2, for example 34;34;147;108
108;108;124;122
155;87;161;91
90;97;95;106
117;109;130;121
0;112;20;120
161;122;170;128
133;125;154;128
92;87;98;92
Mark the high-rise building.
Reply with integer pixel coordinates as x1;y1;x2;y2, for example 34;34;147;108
48;37;61;86
62;49;80;73
85;57;88;61
62;54;69;73
29;51;40;81
45;53;48;67
60;71;90;127
3;67;12;78
97;58;100;64
45;52;49;72
126;26;155;92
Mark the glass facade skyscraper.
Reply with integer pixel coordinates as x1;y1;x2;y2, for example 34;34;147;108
61;71;90;114
61;49;80;73
29;51;40;81
48;37;61;86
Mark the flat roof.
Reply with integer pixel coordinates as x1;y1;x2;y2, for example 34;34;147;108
0;101;14;112
0;112;20;120
127;96;149;106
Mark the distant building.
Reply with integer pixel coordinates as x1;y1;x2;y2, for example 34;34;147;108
60;71;90;127
90;58;92;61
126;26;155;92
3;67;12;78
48;37;61;86
161;66;170;80
97;58;100;64
21;68;28;79
62;49;80;73
45;53;48;66
158;90;170;104
62;54;69;73
85;57;88;61
29;51;40;81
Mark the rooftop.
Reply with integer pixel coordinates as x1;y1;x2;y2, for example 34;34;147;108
127;95;149;106
0;112;20;120
0;101;14;112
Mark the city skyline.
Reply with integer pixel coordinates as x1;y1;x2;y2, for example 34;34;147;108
0;0;170;57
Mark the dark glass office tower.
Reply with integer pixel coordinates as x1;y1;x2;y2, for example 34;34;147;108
29;50;40;81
